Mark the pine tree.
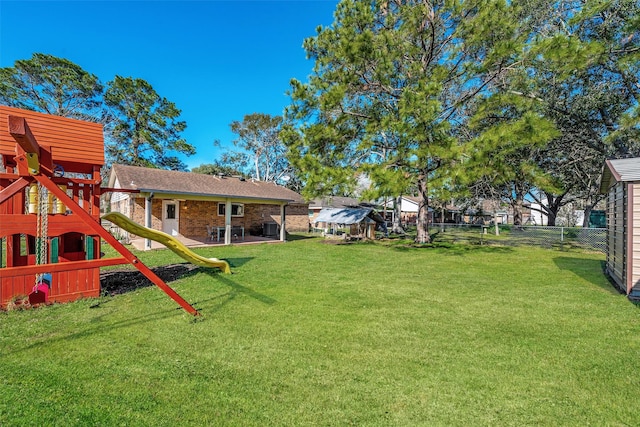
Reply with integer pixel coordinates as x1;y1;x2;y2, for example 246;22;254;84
104;76;194;170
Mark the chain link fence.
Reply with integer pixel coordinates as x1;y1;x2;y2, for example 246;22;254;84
421;224;606;253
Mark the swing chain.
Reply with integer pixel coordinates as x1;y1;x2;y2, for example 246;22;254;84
35;182;49;285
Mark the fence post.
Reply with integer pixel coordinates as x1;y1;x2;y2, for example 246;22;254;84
561;227;564;242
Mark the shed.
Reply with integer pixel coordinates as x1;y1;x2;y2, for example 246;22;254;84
599;158;640;299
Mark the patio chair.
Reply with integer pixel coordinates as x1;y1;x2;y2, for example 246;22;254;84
206;225;214;241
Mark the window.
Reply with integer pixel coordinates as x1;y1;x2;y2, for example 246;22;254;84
166;204;176;220
218;203;244;217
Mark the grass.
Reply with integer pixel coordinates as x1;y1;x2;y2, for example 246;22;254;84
1;235;639;426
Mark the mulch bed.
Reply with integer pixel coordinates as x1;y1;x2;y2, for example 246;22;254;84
100;263;200;296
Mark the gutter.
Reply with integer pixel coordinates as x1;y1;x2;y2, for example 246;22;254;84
133;188;300;204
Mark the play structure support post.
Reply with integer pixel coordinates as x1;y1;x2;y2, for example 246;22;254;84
33;174;200;316
145;195;153;250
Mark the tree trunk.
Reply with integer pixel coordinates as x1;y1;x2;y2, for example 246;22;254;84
416;176;431;244
542;191;565;227
581;190;601;228
512;194;523;226
254;155;261;181
582;204;592;228
392;196;404;234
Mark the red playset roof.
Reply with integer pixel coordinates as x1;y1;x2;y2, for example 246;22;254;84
0;105;104;174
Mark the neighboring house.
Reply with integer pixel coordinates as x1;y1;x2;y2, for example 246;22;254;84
106;164;308;246
382;196;420;225
398;196;420;224
464;199;520;225
433;202;463;224
599;158;640;299
529;201;549;226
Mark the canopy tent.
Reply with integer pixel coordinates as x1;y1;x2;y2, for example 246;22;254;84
313;208;384;239
314;208;376;225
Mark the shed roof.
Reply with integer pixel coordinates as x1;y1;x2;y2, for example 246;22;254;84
600;158;640;193
108;164;305;203
314;208;378;225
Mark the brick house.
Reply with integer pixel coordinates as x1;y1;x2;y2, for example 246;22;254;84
106;164;308;246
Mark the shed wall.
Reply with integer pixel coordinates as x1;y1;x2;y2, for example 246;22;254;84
607;182;626;292
632;184;640;294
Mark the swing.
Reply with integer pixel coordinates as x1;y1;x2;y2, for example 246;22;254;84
28;183;51;305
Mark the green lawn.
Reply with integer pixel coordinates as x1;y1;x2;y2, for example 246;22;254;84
1;236;638;426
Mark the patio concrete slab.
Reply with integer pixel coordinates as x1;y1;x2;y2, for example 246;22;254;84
128;234;282;251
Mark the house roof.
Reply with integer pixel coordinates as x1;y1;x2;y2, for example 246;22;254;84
403;196;421;204
382;196;420;210
108;164;305;203
600;158;640;193
381;196;446;212
308;196;362;209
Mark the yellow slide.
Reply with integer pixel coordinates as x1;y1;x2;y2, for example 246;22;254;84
102;212;231;274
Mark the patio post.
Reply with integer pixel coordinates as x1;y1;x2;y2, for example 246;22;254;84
225;199;232;245
280;203;286;242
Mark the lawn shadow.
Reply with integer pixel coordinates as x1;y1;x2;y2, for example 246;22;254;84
286;233;317;241
4;301;184;356
100;260;274;316
5;263;273;355
192;271;277;313
387;241;514;256
553;257;621;295
224;257;254;268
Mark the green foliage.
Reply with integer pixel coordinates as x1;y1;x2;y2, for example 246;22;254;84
461;0;640;225
1;239;638;425
285;0;546;242
0;53;104;122
190;162;246;177
0;53;196;172
466;92;560;193
104;76;195;171
224;113;292;184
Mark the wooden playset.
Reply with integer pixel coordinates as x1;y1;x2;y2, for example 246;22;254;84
0;106;200;315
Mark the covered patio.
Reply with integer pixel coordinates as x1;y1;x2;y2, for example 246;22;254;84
128;233;284;251
106;164;309;250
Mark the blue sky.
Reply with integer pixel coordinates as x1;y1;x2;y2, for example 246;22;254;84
0;0;338;170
